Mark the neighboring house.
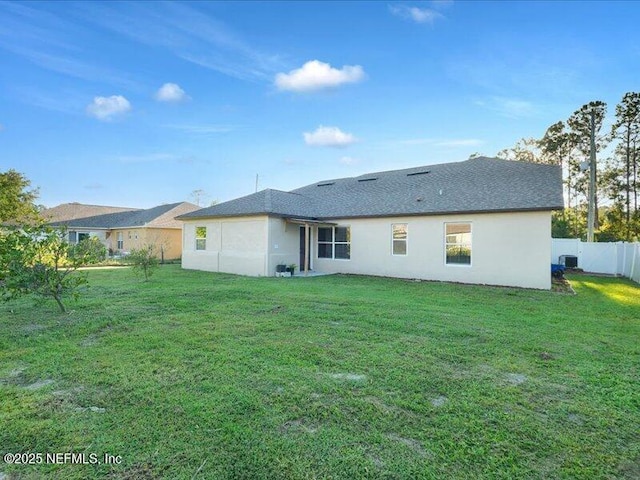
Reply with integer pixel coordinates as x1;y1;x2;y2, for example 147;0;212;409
50;202;199;260
177;157;564;289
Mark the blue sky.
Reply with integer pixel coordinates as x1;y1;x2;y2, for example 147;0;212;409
1;1;638;208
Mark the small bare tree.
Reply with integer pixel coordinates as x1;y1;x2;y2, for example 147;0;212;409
128;244;159;281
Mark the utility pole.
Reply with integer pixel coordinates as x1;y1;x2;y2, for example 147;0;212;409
587;110;596;242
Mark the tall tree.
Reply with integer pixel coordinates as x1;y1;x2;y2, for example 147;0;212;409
0;170;40;224
538;121;580;235
497;138;541;163
610;92;640;240
567;101;608;233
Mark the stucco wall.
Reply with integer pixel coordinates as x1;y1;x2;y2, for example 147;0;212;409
181;216;268;276
313;211;552;289
267;218;303;275
108;228;182;259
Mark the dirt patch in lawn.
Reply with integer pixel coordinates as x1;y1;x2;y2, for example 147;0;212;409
279;418;318;434
328;373;366;382
431;395;447;407
505;373;527;386
24;379;55;390
386;433;431;458
552;277;576;294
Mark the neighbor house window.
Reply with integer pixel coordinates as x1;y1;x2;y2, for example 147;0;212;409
117;232;123;250
317;226;350;260
445;223;472;265
77;233;90;243
392;224;407;255
195;226;207;251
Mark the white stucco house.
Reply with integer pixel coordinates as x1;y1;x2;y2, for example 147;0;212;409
177;157;564;289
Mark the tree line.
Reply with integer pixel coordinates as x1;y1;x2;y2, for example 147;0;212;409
497;92;640;242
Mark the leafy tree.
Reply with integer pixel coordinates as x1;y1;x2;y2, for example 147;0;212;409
128;244;159;281
497;138;541;163
0;169;40;224
0;227;106;312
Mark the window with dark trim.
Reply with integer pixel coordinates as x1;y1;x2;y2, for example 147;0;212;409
117;232;123;250
445;223;472;265
317;226;350;259
195;226;207;251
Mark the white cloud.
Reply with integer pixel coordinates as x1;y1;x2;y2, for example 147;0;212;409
340;156;360;165
275;60;365;92
86;95;131;121
390;5;444;24
155;82;189;102
304;126;357;148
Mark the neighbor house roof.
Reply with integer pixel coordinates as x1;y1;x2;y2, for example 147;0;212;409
50;202;199;229
41;202;139;223
177;157;564;221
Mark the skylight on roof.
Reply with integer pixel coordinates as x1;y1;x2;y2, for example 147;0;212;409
317;182;335;187
357;177;378;182
407;171;430;176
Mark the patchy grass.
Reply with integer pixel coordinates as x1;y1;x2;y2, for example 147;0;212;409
1;267;639;479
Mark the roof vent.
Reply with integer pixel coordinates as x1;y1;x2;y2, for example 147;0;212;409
407;170;430;176
357;177;378;182
317;182;335;187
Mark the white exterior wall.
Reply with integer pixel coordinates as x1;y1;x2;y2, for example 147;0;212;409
181;216;269;276
267;217;301;275
313;211;552;289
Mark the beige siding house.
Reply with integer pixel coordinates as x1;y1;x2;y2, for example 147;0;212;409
178;158;563;289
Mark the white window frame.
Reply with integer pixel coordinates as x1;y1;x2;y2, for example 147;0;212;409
445;222;472;267
317;226;351;260
391;223;408;256
195;226;207;251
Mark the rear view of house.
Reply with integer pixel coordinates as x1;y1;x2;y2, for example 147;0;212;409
177;157;564;289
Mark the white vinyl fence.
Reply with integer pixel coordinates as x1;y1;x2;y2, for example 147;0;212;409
551;239;640;283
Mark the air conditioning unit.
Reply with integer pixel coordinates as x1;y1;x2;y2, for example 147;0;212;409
559;255;578;268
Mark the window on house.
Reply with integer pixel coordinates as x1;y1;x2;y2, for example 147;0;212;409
195;226;207;251
445;223;472;265
78;233;90;243
117;232;123;250
128;231;131;239
134;231;138;240
392;224;408;255
317;226;351;260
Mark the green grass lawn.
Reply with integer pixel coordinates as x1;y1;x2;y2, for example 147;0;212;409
1;266;639;479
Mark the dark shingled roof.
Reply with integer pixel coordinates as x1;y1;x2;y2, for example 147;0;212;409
50;202;197;229
177;157;564;221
